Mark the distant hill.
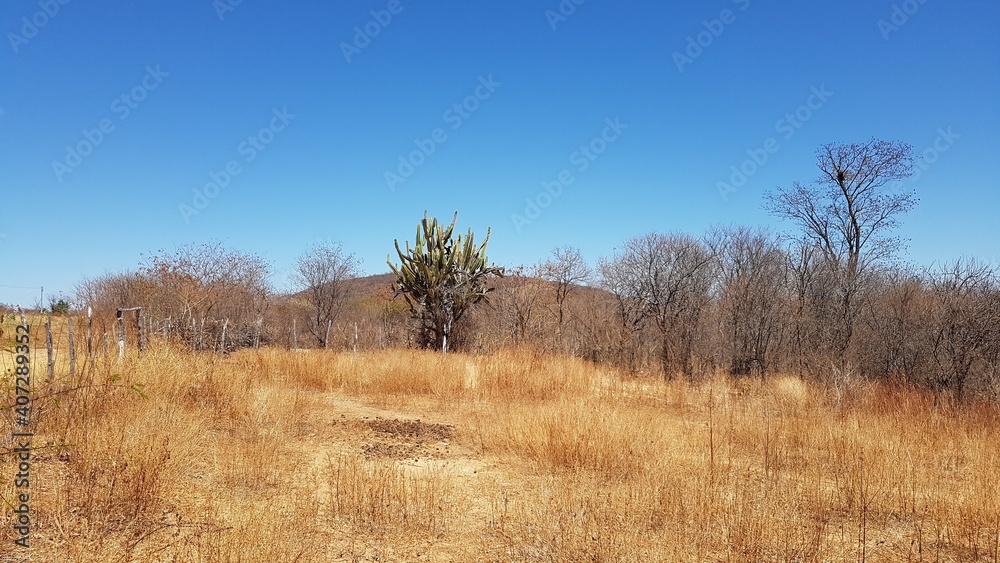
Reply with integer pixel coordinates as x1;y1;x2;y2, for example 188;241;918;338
282;273;396;302
281;271;608;305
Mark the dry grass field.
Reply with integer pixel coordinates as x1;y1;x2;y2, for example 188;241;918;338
2;328;999;561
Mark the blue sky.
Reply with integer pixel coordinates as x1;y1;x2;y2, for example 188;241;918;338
1;0;998;306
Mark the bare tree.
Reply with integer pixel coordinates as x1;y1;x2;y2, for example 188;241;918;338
492;266;545;345
601;233;715;379
765;139;916;363
537;246;592;342
293;242;361;348
858;267;929;383
76;271;151;313
598;255;649;371
140;242;271;349
708;226;788;378
927;259;999;399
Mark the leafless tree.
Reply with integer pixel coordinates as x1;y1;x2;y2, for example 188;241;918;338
858;267;929;383
598;255;648;370
537;246;592;342
293;242;361;348
492;265;545;345
708;226;788;378
601;233;714;379
927;259;999;399
76;271;152;313
140;242;271;349
766;139;916;364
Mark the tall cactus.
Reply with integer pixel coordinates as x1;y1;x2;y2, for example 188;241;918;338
388;212;504;353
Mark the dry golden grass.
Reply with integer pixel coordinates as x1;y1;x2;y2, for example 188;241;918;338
1;324;998;561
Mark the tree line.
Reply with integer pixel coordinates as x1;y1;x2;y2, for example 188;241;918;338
49;139;998;399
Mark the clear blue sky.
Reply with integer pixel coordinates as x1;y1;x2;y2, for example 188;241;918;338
1;0;998;306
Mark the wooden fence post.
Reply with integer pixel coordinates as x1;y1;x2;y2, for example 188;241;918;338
325;319;332;350
45;315;54;381
220;318;229;356
117;309;126;358
68;313;76;377
86;306;94;366
135;308;145;352
293;318;298;351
